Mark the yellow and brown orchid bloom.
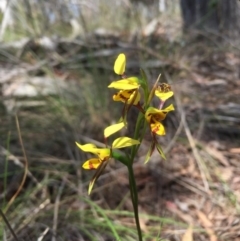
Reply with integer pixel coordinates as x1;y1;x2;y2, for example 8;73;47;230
155;86;173;101
113;89;141;105
144;104;174;163
76;137;139;194
108;77;141;121
109;77;141;107
145;105;174;135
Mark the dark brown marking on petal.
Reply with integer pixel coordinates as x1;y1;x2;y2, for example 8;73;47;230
89;161;94;169
157;83;172;92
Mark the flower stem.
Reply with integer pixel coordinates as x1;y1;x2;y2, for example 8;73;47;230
128;164;142;241
112;149;143;240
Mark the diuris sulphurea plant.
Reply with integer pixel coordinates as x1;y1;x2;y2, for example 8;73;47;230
76;53;174;241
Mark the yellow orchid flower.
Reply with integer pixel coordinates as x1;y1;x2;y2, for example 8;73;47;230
145;105;174;135
76;137;140;194
108;77;141;121
113;89;141;105
108;77;140;90
114;53;126;75
76;143;110;169
155;83;174;101
144;105;174;163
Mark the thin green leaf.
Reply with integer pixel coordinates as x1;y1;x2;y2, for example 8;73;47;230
144;142;155;164
147;73;161;105
140;68;149;106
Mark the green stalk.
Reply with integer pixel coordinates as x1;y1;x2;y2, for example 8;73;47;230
112;151;143;240
130;112;144;163
127;164;142;241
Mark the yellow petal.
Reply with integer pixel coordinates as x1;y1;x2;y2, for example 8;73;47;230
113;90;129;102
76;142;97;152
163;104;175;112
155;91;174;101
150;122;165;135
96;148;111;160
145;106;161;115
108;77;140;90
145;107;166;122
114;53;126;75
82;158;102;169
126;90;140;105
76;142;110;159
145;105;174;122
104;122;125;138
112;137;140;149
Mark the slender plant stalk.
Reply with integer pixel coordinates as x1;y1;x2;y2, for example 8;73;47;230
0;209;19;241
112;152;143;240
128;164;142;241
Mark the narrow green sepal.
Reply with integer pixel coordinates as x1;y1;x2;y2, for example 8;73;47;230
147;74;161;105
139;68;148;89
144;142;155;164
140;68;149;106
156;143;166;160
